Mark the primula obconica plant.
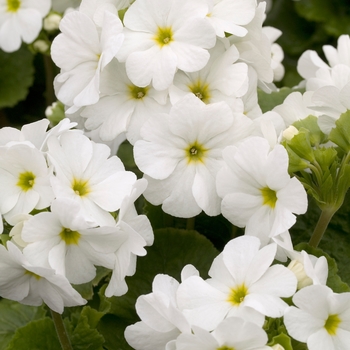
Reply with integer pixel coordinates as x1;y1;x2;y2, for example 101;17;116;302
1;0;350;349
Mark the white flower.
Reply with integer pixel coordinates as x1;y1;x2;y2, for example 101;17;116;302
203;0;257;38
117;0;216;90
217;136;308;238
125;273;193;350
81;58;170;144
169;39;249;107
0;0;51;52
0;143;54;225
0;241;86;313
177;236;297;331
134;94;252;218
52;8;124;112
175;317;270;350
22;198;122;284
47;131;137;226
284;285;350;350
105;179;154;297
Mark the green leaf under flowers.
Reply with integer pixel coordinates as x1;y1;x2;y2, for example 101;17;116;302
294;242;350;293
0;46;34;108
97;314;133;350
103;228;219;322
0;300;47;350
258;87;304;113
329;110;350;153
65;306;105;350
6;317;61;350
283;143;310;173
268;333;293;350
286;130;315;163
293;115;327;147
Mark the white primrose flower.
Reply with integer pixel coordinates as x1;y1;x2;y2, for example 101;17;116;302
217;136;308;238
169;39;249;107
175;317;271;350
284;285;350;350
0;0;51;52
81;58;170;144
51;7;124;112
310;80;350;134
203;0;257;38
0;241;86;313
47;131;137;226
22;198;124;284
105;179;154;297
177;236;297;331
287;250;328;290
0;143;54;225
125;271;195;350
117;0;216;90
298;34;350;81
134;94;252;218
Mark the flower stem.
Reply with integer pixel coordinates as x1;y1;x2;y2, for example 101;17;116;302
50;309;73;350
186;217;195;230
43;54;56;106
309;208;336;248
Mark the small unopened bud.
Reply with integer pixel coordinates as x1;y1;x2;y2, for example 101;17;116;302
288;259;313;289
44;13;62;31
271;344;285;350
33;40;50;53
283;125;299;141
45;101;65;125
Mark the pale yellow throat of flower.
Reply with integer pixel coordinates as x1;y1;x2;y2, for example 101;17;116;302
227;283;249;306
260;186;278;208
17;171;36;192
188;80;211;104
128;85;149;100
154;26;174;47
60;228;81;245
72;178;91;197
7;0;21;12
185;141;208;164
324;314;341;336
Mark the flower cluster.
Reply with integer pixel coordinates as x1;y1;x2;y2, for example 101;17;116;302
0;118;153;312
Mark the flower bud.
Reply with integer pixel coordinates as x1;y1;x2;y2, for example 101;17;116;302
44;13;62;31
32;40;50;54
288;259;313;289
283;125;299;141
271;344;285;350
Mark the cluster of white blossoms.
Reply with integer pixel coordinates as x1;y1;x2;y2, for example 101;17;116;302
2;0;350;348
0;118;153;312
125;235;350;350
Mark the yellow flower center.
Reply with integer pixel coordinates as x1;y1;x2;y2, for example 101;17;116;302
185;141;208;164
260;187;277;208
227;284;248;306
217;347;234;350
154;27;173;47
25;270;41;280
324;314;341;336
72;178;90;197
128;85;148;100
7;0;21;12
188;80;211;103
17;171;35;191
59;228;81;245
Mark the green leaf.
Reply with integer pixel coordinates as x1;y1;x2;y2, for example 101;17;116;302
295;0;335;22
294;242;350;293
0;46;34;108
258;87;304;113
97;315;133;350
329;110;350;153
6;317;61;350
293;115;327;147
66;306;105;350
0;300;47;350
104;228;219;322
268;333;293;350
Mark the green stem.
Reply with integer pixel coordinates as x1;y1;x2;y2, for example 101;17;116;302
50;309;72;350
309;208;336;248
